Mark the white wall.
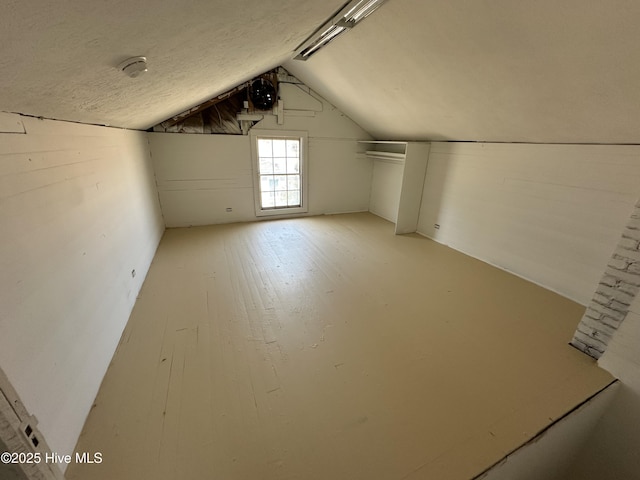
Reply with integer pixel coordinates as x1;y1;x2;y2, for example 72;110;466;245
0;114;164;464
368;159;403;223
567;294;640;479
417;142;640;305
150;85;373;227
150;134;254;226
477;382;617;480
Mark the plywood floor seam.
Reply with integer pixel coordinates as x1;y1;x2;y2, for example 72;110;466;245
67;212;612;480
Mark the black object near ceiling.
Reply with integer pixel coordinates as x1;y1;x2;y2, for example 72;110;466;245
250;78;277;110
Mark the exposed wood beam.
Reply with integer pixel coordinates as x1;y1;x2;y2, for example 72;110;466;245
162;82;250;128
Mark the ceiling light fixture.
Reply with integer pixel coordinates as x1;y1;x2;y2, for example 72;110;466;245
293;0;388;61
117;56;148;78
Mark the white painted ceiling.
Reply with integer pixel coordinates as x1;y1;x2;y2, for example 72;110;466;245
286;0;640;143
2;0;640;143
0;0;343;130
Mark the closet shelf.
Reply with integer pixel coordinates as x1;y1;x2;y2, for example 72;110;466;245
360;140;431;235
365;150;406;161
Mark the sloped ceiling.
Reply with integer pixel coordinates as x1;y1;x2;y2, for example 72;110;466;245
3;0;640;143
0;0;343;129
285;0;640;143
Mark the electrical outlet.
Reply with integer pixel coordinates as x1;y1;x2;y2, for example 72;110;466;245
20;417;41;449
24;424;40;447
434;224;440;230
131;269;136;278
226;207;233;212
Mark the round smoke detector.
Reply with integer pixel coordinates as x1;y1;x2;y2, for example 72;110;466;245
117;56;148;78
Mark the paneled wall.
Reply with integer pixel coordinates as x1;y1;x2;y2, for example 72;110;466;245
418;142;640;305
0;114;164;464
150;134;254;226
150;85;373;227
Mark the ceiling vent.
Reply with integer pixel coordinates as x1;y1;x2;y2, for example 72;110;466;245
294;0;388;61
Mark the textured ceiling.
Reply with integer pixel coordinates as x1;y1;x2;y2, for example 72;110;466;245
286;0;640;143
0;0;343;129
3;0;640;142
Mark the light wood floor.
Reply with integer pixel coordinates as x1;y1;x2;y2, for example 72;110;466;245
67;213;612;480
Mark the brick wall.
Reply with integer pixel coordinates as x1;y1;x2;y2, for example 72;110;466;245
571;201;640;358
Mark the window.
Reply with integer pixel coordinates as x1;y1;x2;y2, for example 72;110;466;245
258;138;301;208
251;130;308;217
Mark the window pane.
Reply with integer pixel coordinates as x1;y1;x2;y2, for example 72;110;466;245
273;175;288;191
287;175;300;190
258;139;272;157
275;191;288;207
286;139;299;158
273;139;286;157
261;191;275;208
260;175;274;192
255;136;303;213
259;157;274;174
286;157;299;174
288;190;300;206
273;157;286;174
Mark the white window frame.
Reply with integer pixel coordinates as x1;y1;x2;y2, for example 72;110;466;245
250;129;309;217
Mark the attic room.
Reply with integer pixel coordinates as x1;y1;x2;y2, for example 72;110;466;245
1;0;640;479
